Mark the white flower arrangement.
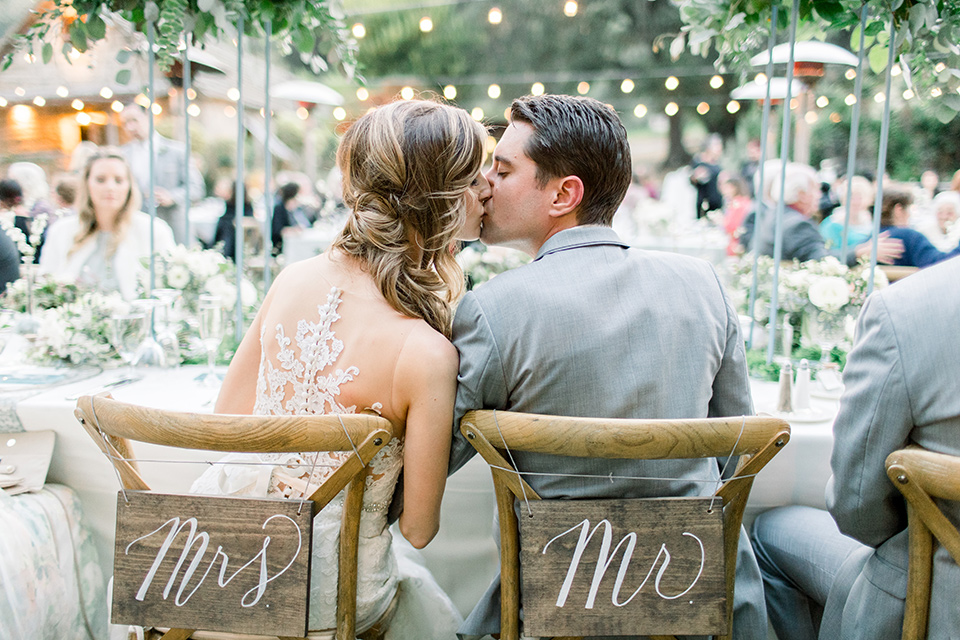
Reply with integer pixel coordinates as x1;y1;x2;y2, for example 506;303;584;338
139;245;235;313
29;289;128;366
457;245;531;289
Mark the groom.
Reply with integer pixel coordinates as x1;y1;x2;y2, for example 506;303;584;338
448;94;767;639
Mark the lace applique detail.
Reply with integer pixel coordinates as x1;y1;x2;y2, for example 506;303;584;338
255;287;363;417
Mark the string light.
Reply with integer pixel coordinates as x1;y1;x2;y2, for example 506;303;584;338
296;106;309;119
11;105;32;124
829;112;842;123
633;104;647;118
790;97;799;109
351;23;366;38
935;62;946;73
76;112;92;125
874;92;885;103
531;82;545;96
23;52;34;63
488;7;502;24
32;96;45;106
333;107;346;120
577;81;590;94
56;86;69;97
726;100;740;113
134;93;149;107
844;94;857;106
225;105;237;117
620;79;634;93
471;107;484;121
0;97;7;107
696;101;710;114
804;111;818;124
665;102;678;116
503;107;511;120
227;88;240;101
14;87;25;97
816;96;829;108
151;103;162;115
100;87;113;99
419;16;433;32
356;87;369;101
443;85;457;100
186;88;197;100
902;88;914;100
845;69;857;80
68;47;80;60
891;64;901;76
563;1;578;17
400;86;415;100
665;76;679;90
754;73;767;84
111;101;124;112
488;84;501;99
931;87;943;97
485;136;497;153
187;104;201;116
709;75;724;89
71;99;84;110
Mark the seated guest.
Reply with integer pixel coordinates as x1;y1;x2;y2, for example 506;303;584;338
751;254;960;640
915;190;960;252
270;181;311;255
7;162;54;220
39;147;175;300
51;173;79;212
210;181;254;262
818;175;873;249
720;171;752;255
0;228;19;295
879;188;960;268
755;162;902;265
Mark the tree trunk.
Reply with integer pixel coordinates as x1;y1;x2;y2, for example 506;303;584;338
662;110;691;171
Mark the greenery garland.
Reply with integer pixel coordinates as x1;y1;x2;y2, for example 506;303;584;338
669;0;960;120
2;0;358;81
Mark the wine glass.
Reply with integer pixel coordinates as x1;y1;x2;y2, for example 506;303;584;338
197;294;224;387
807;308;849;366
110;311;147;378
131;298;166;368
152;288;182;367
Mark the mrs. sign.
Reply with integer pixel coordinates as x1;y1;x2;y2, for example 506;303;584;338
112;491;313;637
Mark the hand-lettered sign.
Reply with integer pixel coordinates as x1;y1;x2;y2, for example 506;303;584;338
112;491;313;637
519;497;726;637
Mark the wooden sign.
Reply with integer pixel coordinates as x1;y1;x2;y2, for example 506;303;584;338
519;497;726;637
113;491;313;637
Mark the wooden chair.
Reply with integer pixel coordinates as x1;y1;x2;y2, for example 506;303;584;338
459;410;791;640
885;446;960;640
74;394;398;640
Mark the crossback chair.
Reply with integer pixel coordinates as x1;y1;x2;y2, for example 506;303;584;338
885;446;960;640
459;410;790;640
74;394;398;640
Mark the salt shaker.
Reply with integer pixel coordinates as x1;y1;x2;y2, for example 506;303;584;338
794;359;811;411
777;362;793;413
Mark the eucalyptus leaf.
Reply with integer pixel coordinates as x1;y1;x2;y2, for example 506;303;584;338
116;48;131;64
868;43;889;74
70;22;88;52
86;15;106;40
42;42;52;64
116;68;132;85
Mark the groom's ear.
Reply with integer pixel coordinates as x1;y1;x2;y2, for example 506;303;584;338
547;175;584;219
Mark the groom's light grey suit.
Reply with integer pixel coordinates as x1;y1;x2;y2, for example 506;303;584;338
449;225;767;639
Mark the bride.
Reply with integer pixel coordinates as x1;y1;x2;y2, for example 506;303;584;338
191;98;490;637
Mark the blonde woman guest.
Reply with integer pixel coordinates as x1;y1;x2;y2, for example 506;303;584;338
819;175;873;249
190;99;490;638
39;148;174;300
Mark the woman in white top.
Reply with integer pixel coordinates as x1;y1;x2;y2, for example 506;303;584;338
39;147;175;300
191;99;490;637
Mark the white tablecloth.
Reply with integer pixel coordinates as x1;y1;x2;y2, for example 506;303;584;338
9;369;835;633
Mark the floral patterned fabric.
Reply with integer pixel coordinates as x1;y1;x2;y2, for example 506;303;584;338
0;484;107;640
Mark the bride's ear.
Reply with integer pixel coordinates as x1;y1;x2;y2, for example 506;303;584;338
547;176;584;219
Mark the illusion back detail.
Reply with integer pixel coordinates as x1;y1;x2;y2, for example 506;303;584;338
191;285;404;630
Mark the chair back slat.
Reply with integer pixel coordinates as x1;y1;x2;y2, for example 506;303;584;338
461;411;788;460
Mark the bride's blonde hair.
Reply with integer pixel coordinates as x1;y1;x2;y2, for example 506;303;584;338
333;99;486;338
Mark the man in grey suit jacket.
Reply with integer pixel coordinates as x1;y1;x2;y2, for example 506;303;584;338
751;255;960;640
121;104;205;245
449;94;767;639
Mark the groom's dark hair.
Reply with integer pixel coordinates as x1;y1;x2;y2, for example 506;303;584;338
509;94;631;227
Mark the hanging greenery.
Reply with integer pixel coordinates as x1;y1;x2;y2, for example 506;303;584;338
2;0;358;80
668;0;960;120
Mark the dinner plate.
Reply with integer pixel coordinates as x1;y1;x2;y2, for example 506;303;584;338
0;366;102;392
810;384;844;401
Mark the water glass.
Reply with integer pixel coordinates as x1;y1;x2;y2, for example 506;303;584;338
111;311;147;375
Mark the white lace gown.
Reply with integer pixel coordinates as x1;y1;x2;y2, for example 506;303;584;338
190;287;462;638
